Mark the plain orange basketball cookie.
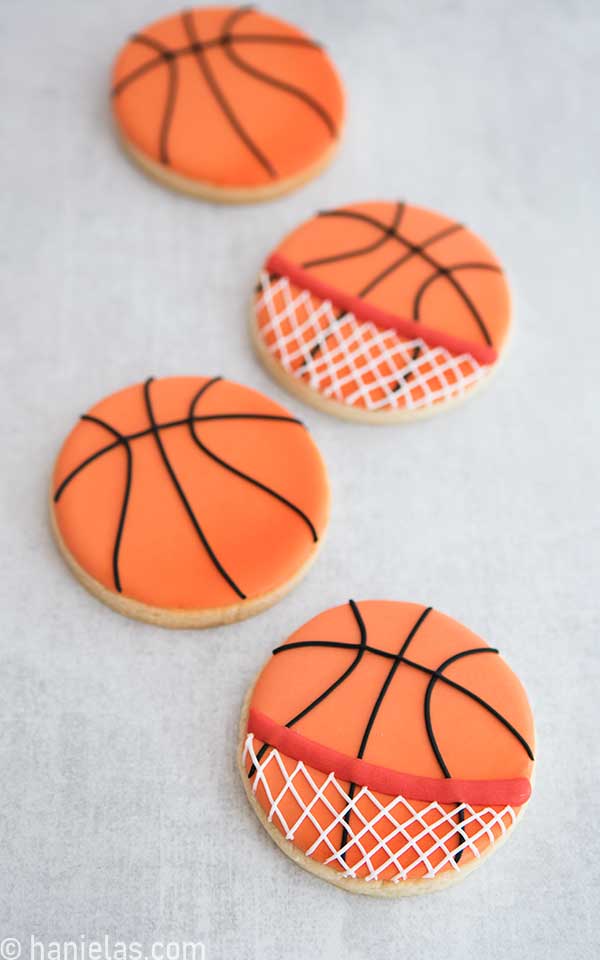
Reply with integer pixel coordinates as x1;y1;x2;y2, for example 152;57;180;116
50;377;329;627
252;201;512;420
111;6;345;202
239;600;535;896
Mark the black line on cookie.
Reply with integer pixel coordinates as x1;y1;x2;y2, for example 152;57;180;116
301;202;405;271
248;600;368;777
338;606;433;859
221;7;337;137
271;636;533;762
143;376;246;600
424;646;495;864
188;381;318;542
182;8;276;177
124;33;179;163
318;208;499;346
79;414;132;593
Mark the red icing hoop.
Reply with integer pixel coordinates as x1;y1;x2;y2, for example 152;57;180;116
248;708;531;806
265;252;498;365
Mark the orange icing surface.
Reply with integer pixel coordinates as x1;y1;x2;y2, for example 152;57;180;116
52;377;329;609
250;601;534;781
245;601;535;879
255;202;511;414
111;6;345;187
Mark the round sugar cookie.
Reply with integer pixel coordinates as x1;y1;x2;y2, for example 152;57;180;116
239;600;535;896
51;376;329;627
252;201;511;420
111;6;345;202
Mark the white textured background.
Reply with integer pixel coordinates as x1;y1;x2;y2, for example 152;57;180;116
1;1;599;957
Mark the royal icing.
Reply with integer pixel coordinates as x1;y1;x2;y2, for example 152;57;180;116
52;377;328;611
244;600;534;883
254;201;511;414
111;6;345;188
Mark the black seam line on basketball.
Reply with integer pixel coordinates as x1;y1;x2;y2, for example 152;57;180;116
248;599;368;778
111;53;164;98
413;262;500;323
300;203;408;368
112;34;322;98
53;413;304;503
357;607;434;758
220;9;337;137
143;377;246;600
338;606;433;858
301;202;406;271
317;209;498;347
424;647;495;865
305;220;456;369
188;384;318;542
271;638;534;760
182;8;276;178
80;415;132;594
221;5;322;51
160;45;178;163
116;33;178;163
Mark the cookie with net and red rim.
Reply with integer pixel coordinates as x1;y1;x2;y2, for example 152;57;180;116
239;600;535;896
50;376;329;627
252;201;511;420
111;6;345;202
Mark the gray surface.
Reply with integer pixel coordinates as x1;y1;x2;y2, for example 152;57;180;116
1;0;599;957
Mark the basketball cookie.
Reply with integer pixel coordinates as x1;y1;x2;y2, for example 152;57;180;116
252;201;511;421
50;377;329;627
111;6;345;202
239;600;535;896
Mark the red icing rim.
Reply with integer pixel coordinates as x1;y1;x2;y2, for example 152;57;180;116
265;253;499;366
248;708;531;806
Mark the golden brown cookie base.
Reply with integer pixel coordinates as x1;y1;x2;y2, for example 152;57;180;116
118;133;342;204
250;302;511;424
237;688;527;897
49;488;328;629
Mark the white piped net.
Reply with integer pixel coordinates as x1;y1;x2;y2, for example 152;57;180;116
244;734;517;883
255;272;488;413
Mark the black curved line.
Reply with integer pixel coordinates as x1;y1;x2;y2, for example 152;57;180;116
302;202;405;271
112;27;322;99
424;647;494;865
300;204;408;369
300;217;454;375
159;51;178;164
357;608;433;762
318;208;497;345
54;435;121;502
424;647;493;773
53;413;304;500
220;6;321;51
358;224;464;299
339;606;433;858
143;377;246;600
270;638;534;760
221;37;337;137
114;33;178;164
221;5;336;137
413;263;501;325
188;387;318;542
340;610;431;858
248;600;368;777
111;53;164;97
80;415;132;593
130;32;170;56
182;8;275;177
407;657;534;761
229;33;322;48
